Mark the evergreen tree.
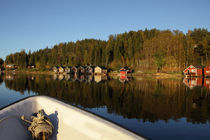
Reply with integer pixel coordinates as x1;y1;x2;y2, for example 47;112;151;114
0;58;4;67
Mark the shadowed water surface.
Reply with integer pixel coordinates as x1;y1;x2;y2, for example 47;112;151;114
0;73;210;140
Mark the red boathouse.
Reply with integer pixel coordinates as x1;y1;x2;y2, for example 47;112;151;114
183;65;203;77
204;65;210;77
119;67;131;75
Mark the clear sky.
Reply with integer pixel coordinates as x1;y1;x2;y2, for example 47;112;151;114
0;0;210;60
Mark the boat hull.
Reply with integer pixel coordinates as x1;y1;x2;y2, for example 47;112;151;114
0;96;143;140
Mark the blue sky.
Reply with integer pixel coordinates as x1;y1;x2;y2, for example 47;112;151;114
0;0;210;60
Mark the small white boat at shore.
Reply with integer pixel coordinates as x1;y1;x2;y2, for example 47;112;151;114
0;96;144;140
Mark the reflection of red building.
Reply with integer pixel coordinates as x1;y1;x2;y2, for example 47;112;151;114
183;78;202;89
183;65;203;77
204;79;210;90
204;65;210;77
119;75;128;83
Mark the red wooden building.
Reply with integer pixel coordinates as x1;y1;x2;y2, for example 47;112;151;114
204;65;210;77
183;65;203;77
119;67;131;75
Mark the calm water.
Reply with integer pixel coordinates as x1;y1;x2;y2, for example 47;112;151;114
0;73;210;140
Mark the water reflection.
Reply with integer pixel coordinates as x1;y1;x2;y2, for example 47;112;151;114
51;73;134;83
204;78;210;90
1;73;209;124
119;75;128;83
2;73;210;139
183;77;210;90
119;75;134;83
52;74;108;83
0;76;3;85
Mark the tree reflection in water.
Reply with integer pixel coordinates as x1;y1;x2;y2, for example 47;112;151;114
2;73;210;124
0;76;3;85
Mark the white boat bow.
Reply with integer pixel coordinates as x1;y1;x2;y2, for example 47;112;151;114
0;96;144;140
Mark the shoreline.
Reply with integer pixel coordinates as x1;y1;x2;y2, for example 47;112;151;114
2;70;183;79
3;70;55;75
109;72;182;79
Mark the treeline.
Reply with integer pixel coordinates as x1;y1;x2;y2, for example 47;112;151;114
5;28;210;72
0;58;4;68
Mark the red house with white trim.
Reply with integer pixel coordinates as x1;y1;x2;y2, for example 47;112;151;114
204;65;210;77
183;65;203;77
119;67;132;75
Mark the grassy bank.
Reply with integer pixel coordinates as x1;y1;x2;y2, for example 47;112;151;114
108;71;182;79
5;69;54;75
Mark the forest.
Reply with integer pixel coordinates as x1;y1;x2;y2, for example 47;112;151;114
4;28;210;72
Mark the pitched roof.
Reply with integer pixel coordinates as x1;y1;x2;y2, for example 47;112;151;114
183;65;203;72
120;66;130;71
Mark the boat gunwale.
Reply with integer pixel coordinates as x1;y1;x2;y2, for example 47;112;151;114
0;95;147;139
